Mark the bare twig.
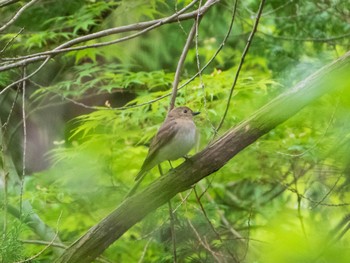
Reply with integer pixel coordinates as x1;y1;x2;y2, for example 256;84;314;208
0;0;39;32
19;240;111;263
292;161;308;239
19;66;26;217
172;189;193;213
169;17;201;110
187;219;223;262
137;238;152;263
0;0;218;72
0;0;20;8
111;1;237;112
15;212;62;263
197;0;238;135
158;163;178;263
1;83;20;132
168;200;177;263
0;120;8;237
0;56;50;96
0;1;225;114
174;0;188;35
216;0;266;132
0;1;197;96
1;85;20;237
0;27;24;54
199;183;244;242
194;187;238;261
20;239;67;249
0;0;218;110
310;172;343;209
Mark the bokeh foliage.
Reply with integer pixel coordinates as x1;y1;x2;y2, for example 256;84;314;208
1;0;350;262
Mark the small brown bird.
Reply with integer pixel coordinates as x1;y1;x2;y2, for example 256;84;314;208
135;106;200;181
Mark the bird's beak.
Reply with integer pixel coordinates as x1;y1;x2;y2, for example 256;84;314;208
192;111;200;116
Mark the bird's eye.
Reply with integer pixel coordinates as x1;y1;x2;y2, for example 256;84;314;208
183;109;188;113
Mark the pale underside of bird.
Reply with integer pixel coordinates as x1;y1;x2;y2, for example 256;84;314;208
125;106;199;198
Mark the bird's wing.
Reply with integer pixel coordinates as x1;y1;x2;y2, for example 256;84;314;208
140;119;178;170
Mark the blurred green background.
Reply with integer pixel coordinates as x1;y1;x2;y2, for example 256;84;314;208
1;0;350;262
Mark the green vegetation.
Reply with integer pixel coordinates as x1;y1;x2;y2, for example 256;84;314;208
1;0;350;262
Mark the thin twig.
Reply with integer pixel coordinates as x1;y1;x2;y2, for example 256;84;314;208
194;0;215;130
15;211;62;263
1;86;20;236
240;207;252;262
0;1;197;95
174;0;188;35
1;83;20;132
0;0;218;72
311;172;343;209
0;1;217;111
157;163;178;263
169;17;201;110
194;187;238;261
172;189;193;213
0;27;24;54
216;0;266;132
137;238;152;263
19;240;112;263
0;0;20;8
187;219;223;262
198;183;244;242
292;161;308;239
0;0;39;32
19;66;26;217
197;0;238;135
0;2;224;114
20;239;67;249
0;56;50;96
0;119;8;237
168;200;177;263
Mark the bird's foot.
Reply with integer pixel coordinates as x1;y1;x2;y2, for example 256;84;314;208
183;155;194;163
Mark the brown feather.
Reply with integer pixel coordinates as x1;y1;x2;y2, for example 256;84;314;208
135;118;178;180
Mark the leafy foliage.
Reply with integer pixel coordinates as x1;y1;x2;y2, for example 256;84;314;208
1;0;350;262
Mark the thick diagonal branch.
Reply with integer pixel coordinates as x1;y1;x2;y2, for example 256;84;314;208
55;51;350;263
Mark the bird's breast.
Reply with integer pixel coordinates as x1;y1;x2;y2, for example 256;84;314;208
157;120;197;161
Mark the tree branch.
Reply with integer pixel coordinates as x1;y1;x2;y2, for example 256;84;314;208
55;51;350;263
0;0;39;32
169;17;200;110
0;0;219;73
0;0;19;8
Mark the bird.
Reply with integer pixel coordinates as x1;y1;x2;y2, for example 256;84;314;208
124;106;200;198
135;106;200;181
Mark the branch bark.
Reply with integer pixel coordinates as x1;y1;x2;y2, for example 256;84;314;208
0;0;39;32
0;0;19;8
0;0;219;72
55;51;350;262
